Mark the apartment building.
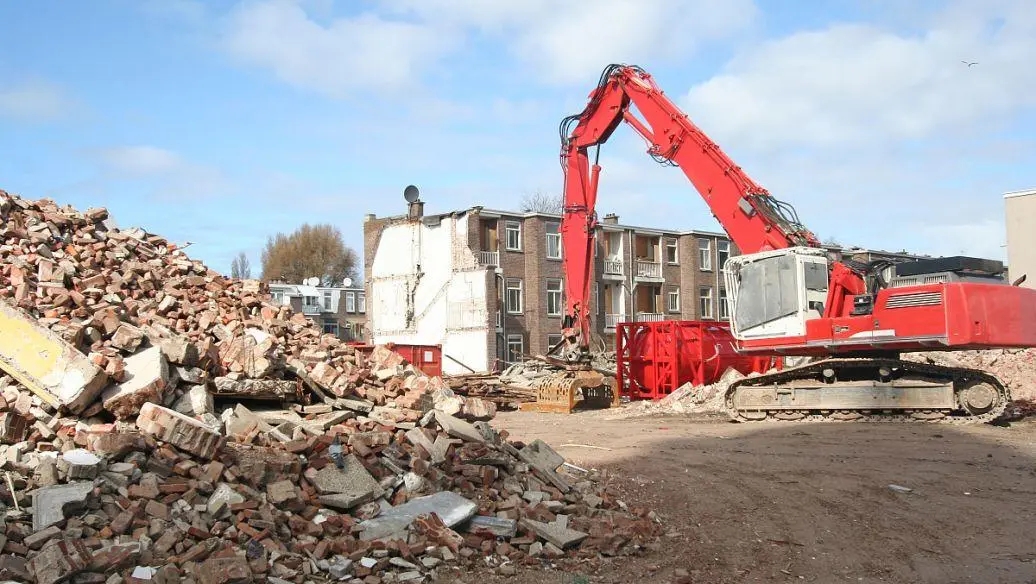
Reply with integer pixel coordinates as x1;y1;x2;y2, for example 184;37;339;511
267;282;368;342
1005;188;1036;288
363;199;739;374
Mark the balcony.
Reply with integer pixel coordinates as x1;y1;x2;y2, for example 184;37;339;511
604;313;628;330
635;260;662;279
603;259;624;277
301;304;323;316
635;313;665;322
478;251;499;267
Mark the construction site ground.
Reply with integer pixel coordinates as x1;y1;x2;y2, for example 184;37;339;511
483;410;1036;584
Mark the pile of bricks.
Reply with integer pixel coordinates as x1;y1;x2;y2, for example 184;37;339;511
0;189;661;582
1;389;659;583
0;188;492;421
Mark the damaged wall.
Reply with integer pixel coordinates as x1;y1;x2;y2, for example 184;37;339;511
368;213;492;375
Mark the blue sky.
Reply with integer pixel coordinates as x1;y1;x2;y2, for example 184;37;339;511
1;0;1033;278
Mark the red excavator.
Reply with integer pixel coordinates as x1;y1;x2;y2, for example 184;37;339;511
545;63;1036;423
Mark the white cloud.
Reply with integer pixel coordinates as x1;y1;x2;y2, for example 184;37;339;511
380;0;759;84
97;146;184;176
0;78;73;122
92;146;229;200
683;2;1036;151
220;0;457;98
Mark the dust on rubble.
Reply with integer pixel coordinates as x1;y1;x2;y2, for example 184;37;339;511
0;189;663;583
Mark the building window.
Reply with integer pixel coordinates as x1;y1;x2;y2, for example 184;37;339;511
699;287;713;319
546;279;563;316
345;292;356;312
667;288;680;312
720;288;730;320
271;291;284;305
546;222;561;260
322;321;339;336
506;334;524;363
665;238;678;264
718;240;730;270
698;238;712;271
505;220;522;251
506;279;523;314
547;334;563;349
303;295;318;306
357;292;366;313
323;291;332;310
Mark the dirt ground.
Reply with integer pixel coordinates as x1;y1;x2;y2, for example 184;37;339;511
449;410;1036;584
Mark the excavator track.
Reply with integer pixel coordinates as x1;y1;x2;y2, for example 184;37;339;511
724;357;1010;425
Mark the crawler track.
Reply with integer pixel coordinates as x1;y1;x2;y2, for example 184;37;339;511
724;357;1010;425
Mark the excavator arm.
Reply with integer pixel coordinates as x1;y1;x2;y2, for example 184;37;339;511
558;64;828;358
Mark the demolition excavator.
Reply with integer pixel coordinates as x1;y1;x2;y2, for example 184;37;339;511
540;63;1036;423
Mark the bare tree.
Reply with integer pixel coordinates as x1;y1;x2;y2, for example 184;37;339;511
520;190;563;214
230;251;251;279
260;223;358;285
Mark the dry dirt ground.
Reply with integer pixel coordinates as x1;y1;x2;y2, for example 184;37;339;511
444;410;1036;584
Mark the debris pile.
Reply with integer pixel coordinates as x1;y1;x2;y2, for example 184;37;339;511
905;348;1036;417
0;382;661;583
611;368;748;419
0;189;662;582
0;189;490;421
497;353;617;392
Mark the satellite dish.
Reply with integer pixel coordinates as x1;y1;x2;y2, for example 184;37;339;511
342;277;353;288
403;184;420;203
305;277;319;286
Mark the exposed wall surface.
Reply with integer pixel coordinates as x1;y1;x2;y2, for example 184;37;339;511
368;213;492;375
1005;189;1036;289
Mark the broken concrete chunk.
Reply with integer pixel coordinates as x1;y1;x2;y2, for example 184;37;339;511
157;335;198;366
520;439;565;472
359;491;478;541
520;518;588;549
136;402;223;460
466;515;518;538
101;346;169;419
0;299;108;414
433;411;485;443
60;449;102;480
33;482;95;532
309;454;383;510
110;323;145;353
207;483;245;516
173;384;214;417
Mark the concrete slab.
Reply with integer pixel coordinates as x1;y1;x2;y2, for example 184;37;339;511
32;482;95;532
358;491;478;541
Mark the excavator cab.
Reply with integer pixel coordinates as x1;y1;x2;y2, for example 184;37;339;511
724;247;830;343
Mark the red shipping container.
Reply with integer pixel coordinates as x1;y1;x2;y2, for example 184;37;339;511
616;320;778;401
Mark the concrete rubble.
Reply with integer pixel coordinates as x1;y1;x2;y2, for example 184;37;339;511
0;189;662;583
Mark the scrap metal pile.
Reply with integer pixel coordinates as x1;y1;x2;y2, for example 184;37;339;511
0;190;661;583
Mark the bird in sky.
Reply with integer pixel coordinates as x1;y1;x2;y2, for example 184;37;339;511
962;60;978;67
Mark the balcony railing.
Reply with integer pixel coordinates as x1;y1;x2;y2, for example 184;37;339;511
603;259;624;275
635;260;662;279
301;304;323;315
635;313;665;322
604;313;628;329
478;251;500;266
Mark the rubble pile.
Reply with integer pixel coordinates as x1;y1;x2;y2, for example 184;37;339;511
0;189;662;582
0;382;661;583
905;348;1036;415
498;353;617;391
0;189;489;421
904;349;1036;402
611;369;748;419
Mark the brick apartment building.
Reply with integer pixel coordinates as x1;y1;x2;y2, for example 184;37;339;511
267;282;368;342
363;200;743;374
